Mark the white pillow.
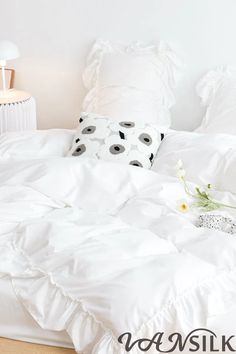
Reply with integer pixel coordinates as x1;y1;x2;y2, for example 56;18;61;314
68;112;164;169
82;39;181;131
153;130;236;194
0;129;75;160
196;67;236;135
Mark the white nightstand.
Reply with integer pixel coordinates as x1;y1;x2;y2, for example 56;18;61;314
0;89;37;134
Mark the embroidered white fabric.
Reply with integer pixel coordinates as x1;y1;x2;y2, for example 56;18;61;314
0;97;37;134
82;39;181;130
196;214;236;234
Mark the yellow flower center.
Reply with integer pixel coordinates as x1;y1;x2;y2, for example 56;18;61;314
179;202;189;213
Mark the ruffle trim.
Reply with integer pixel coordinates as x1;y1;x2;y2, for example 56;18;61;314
6;242;236;354
196;66;236;107
82;38;182;112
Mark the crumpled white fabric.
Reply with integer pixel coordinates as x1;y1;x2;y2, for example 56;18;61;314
196;66;236;135
152;129;236;195
0;157;236;354
0;129;75;160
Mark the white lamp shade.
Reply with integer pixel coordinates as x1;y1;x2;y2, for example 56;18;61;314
0;40;19;61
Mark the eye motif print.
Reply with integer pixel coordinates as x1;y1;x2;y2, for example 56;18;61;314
69;114;164;169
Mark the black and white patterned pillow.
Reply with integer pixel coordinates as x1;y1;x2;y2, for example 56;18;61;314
68;113;164;169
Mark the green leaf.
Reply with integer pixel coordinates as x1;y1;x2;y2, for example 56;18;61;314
195;187;209;200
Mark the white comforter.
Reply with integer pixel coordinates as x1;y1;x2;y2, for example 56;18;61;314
0;131;236;354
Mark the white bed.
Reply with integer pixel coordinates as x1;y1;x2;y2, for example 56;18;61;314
0;276;73;348
0;130;75;348
1;129;236;354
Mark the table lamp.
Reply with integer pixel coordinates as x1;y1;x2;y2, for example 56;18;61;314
0;40;19;95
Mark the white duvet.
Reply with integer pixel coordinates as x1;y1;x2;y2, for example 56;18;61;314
0;130;236;354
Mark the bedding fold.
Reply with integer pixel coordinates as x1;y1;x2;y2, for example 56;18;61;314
0;157;236;353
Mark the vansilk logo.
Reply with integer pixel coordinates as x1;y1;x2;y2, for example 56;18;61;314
118;329;236;352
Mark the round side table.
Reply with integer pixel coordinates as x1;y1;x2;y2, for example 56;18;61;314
0;89;37;134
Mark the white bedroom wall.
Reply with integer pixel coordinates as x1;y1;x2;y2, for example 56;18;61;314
1;0;236;130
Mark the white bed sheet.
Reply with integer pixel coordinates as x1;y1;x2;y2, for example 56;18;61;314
0;275;73;348
1;129;236;353
0;129;75;347
0;156;236;354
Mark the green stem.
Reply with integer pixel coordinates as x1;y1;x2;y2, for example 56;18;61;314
182;178;195;198
216;202;236;210
181;176;236;210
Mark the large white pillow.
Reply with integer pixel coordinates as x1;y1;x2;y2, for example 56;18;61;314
153;130;236;194
82;39;181;131
0;129;75;160
196;67;236;135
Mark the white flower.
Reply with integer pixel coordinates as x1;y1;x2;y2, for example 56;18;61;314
129;126;161;154
126;150;152;169
110;121;137;135
70;138;101;158
98;135;131;161
78;115;110;139
177;168;186;180
177;200;190;213
176;159;183;169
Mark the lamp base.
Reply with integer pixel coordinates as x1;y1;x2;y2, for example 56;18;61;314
0;89;31;104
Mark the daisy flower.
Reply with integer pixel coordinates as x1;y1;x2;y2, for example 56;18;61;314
178;200;190;213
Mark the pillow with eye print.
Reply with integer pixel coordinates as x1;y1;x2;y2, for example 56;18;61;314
68;112;165;169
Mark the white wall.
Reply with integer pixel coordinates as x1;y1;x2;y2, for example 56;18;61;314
1;0;236;130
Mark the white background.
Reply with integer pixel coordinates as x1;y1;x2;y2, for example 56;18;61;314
1;0;236;130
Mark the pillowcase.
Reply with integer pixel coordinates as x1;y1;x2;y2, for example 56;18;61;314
152;130;236;194
196;67;236;134
68;113;164;169
82;39;181;131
